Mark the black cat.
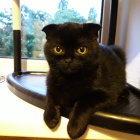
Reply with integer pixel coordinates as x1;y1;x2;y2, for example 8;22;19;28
42;22;126;139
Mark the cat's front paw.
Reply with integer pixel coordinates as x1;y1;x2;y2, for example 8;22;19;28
44;106;60;129
67;117;88;139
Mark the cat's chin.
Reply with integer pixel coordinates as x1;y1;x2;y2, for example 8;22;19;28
62;70;76;75
60;67;78;75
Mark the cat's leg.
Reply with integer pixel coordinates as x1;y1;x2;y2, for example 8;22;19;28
44;95;61;129
67;93;117;139
67;100;92;139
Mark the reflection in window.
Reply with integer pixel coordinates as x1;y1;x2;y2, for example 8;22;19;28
0;0;102;58
21;0;102;59
0;0;13;57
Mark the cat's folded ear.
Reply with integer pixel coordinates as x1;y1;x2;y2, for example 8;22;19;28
83;23;101;37
42;24;58;38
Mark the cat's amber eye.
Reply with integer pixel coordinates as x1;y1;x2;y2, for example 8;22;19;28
53;47;63;54
76;47;87;55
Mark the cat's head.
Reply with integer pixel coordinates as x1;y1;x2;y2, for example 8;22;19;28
42;22;101;75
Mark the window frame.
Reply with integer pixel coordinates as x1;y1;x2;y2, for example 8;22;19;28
0;0;118;73
13;0;109;73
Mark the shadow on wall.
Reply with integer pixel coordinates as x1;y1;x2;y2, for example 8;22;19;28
126;53;140;88
115;0;140;64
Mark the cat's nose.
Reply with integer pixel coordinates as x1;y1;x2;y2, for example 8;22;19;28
65;58;72;63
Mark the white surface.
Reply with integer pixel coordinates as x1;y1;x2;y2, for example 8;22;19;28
0;81;140;140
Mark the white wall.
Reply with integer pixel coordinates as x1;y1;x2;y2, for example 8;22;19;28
115;0;140;88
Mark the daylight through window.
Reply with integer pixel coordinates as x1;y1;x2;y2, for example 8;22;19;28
0;0;102;58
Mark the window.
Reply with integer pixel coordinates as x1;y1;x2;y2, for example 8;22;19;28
0;0;13;57
0;0;103;59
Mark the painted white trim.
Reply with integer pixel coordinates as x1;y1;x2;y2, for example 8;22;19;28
13;0;21;30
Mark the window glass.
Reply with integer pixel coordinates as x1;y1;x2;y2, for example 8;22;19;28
20;0;102;59
0;0;102;58
0;0;13;57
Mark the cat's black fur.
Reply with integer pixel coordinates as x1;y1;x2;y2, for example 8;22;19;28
42;22;126;139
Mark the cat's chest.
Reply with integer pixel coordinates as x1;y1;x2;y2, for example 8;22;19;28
56;75;91;90
51;76;92;105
